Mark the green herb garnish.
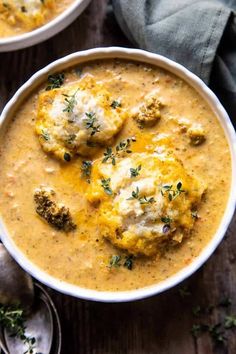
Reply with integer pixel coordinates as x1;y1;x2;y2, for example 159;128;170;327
41;129;50;141
224;315;236;329
102;147;116;165
108;255;134;270
81;161;92;183
111;100;121;109
46;73;64;90
130;165;141;178
123;255;133;270
101;178;113;195
127;186;155;205
191;324;203;338
85;112;100;136
209;323;226;344
116;137;136;154
0;304;37;354
63;89;78;114
102;137;136;165
191;210;199;219
161;181;185;201
109;255;121;268
161;216;172;224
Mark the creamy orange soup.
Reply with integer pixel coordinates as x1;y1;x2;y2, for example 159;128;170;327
0;60;231;291
0;0;74;38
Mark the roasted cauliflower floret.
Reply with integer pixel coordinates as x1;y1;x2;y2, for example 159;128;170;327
187;124;206;146
36;76;127;161
34;187;76;232
87;151;206;256
0;0;55;31
176;118;206;145
132;90;163;127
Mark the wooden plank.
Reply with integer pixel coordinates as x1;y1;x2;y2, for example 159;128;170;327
0;0;235;353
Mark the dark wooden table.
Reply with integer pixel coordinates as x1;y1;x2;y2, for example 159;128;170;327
1;1;236;353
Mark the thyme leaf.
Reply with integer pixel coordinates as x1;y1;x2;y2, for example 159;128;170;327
102;147;116;165
191;210;199;219
115;137;136;154
101;178;113;195
130;165;141;178
102;137;136;165
127;186;155;204
123;255;134;270
208;323;226;344
108;255;134;270
63;89;79;114
161;181;185;201
109;255;121;268
40;129;50;141
0;304;37;354
111;100;121;109
85;112;100;136
81;161;92;183
161;216;172;224
224;315;236;329
46;73;64;90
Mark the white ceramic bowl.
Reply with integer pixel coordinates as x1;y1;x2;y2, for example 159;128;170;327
0;47;236;302
0;0;91;52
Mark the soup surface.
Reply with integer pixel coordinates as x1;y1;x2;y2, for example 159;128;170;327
0;59;231;291
0;0;74;38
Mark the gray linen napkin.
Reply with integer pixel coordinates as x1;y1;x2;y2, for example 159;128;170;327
113;0;236;122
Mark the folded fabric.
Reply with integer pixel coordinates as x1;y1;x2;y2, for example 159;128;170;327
113;0;236;122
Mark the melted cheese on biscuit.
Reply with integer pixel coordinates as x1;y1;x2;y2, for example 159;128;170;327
87;151;206;256
36;76;127;160
0;0;55;31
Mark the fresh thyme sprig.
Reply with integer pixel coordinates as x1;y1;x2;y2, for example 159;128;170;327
0;304;37;354
101;178;113;195
130;165;141;178
191;210;199;219
127;186;155;205
40;129;50;141
123;255;134;270
46;73;65;90
110;100;121;109
108;255;134;270
102;147;116;165
85;112;100;136
224;315;236;329
63;89;79;114
81;161;92;183
189;295;236;346
161;181;185;201
108;255;121;268
115;137;136;154
161;216;172;224
102;137;136;165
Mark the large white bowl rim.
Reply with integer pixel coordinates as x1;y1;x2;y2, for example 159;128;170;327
0;0;91;52
0;47;236;302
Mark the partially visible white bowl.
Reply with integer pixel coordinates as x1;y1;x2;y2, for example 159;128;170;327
0;0;91;52
0;47;236;302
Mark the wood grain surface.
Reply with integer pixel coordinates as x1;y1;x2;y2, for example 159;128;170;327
0;1;236;353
